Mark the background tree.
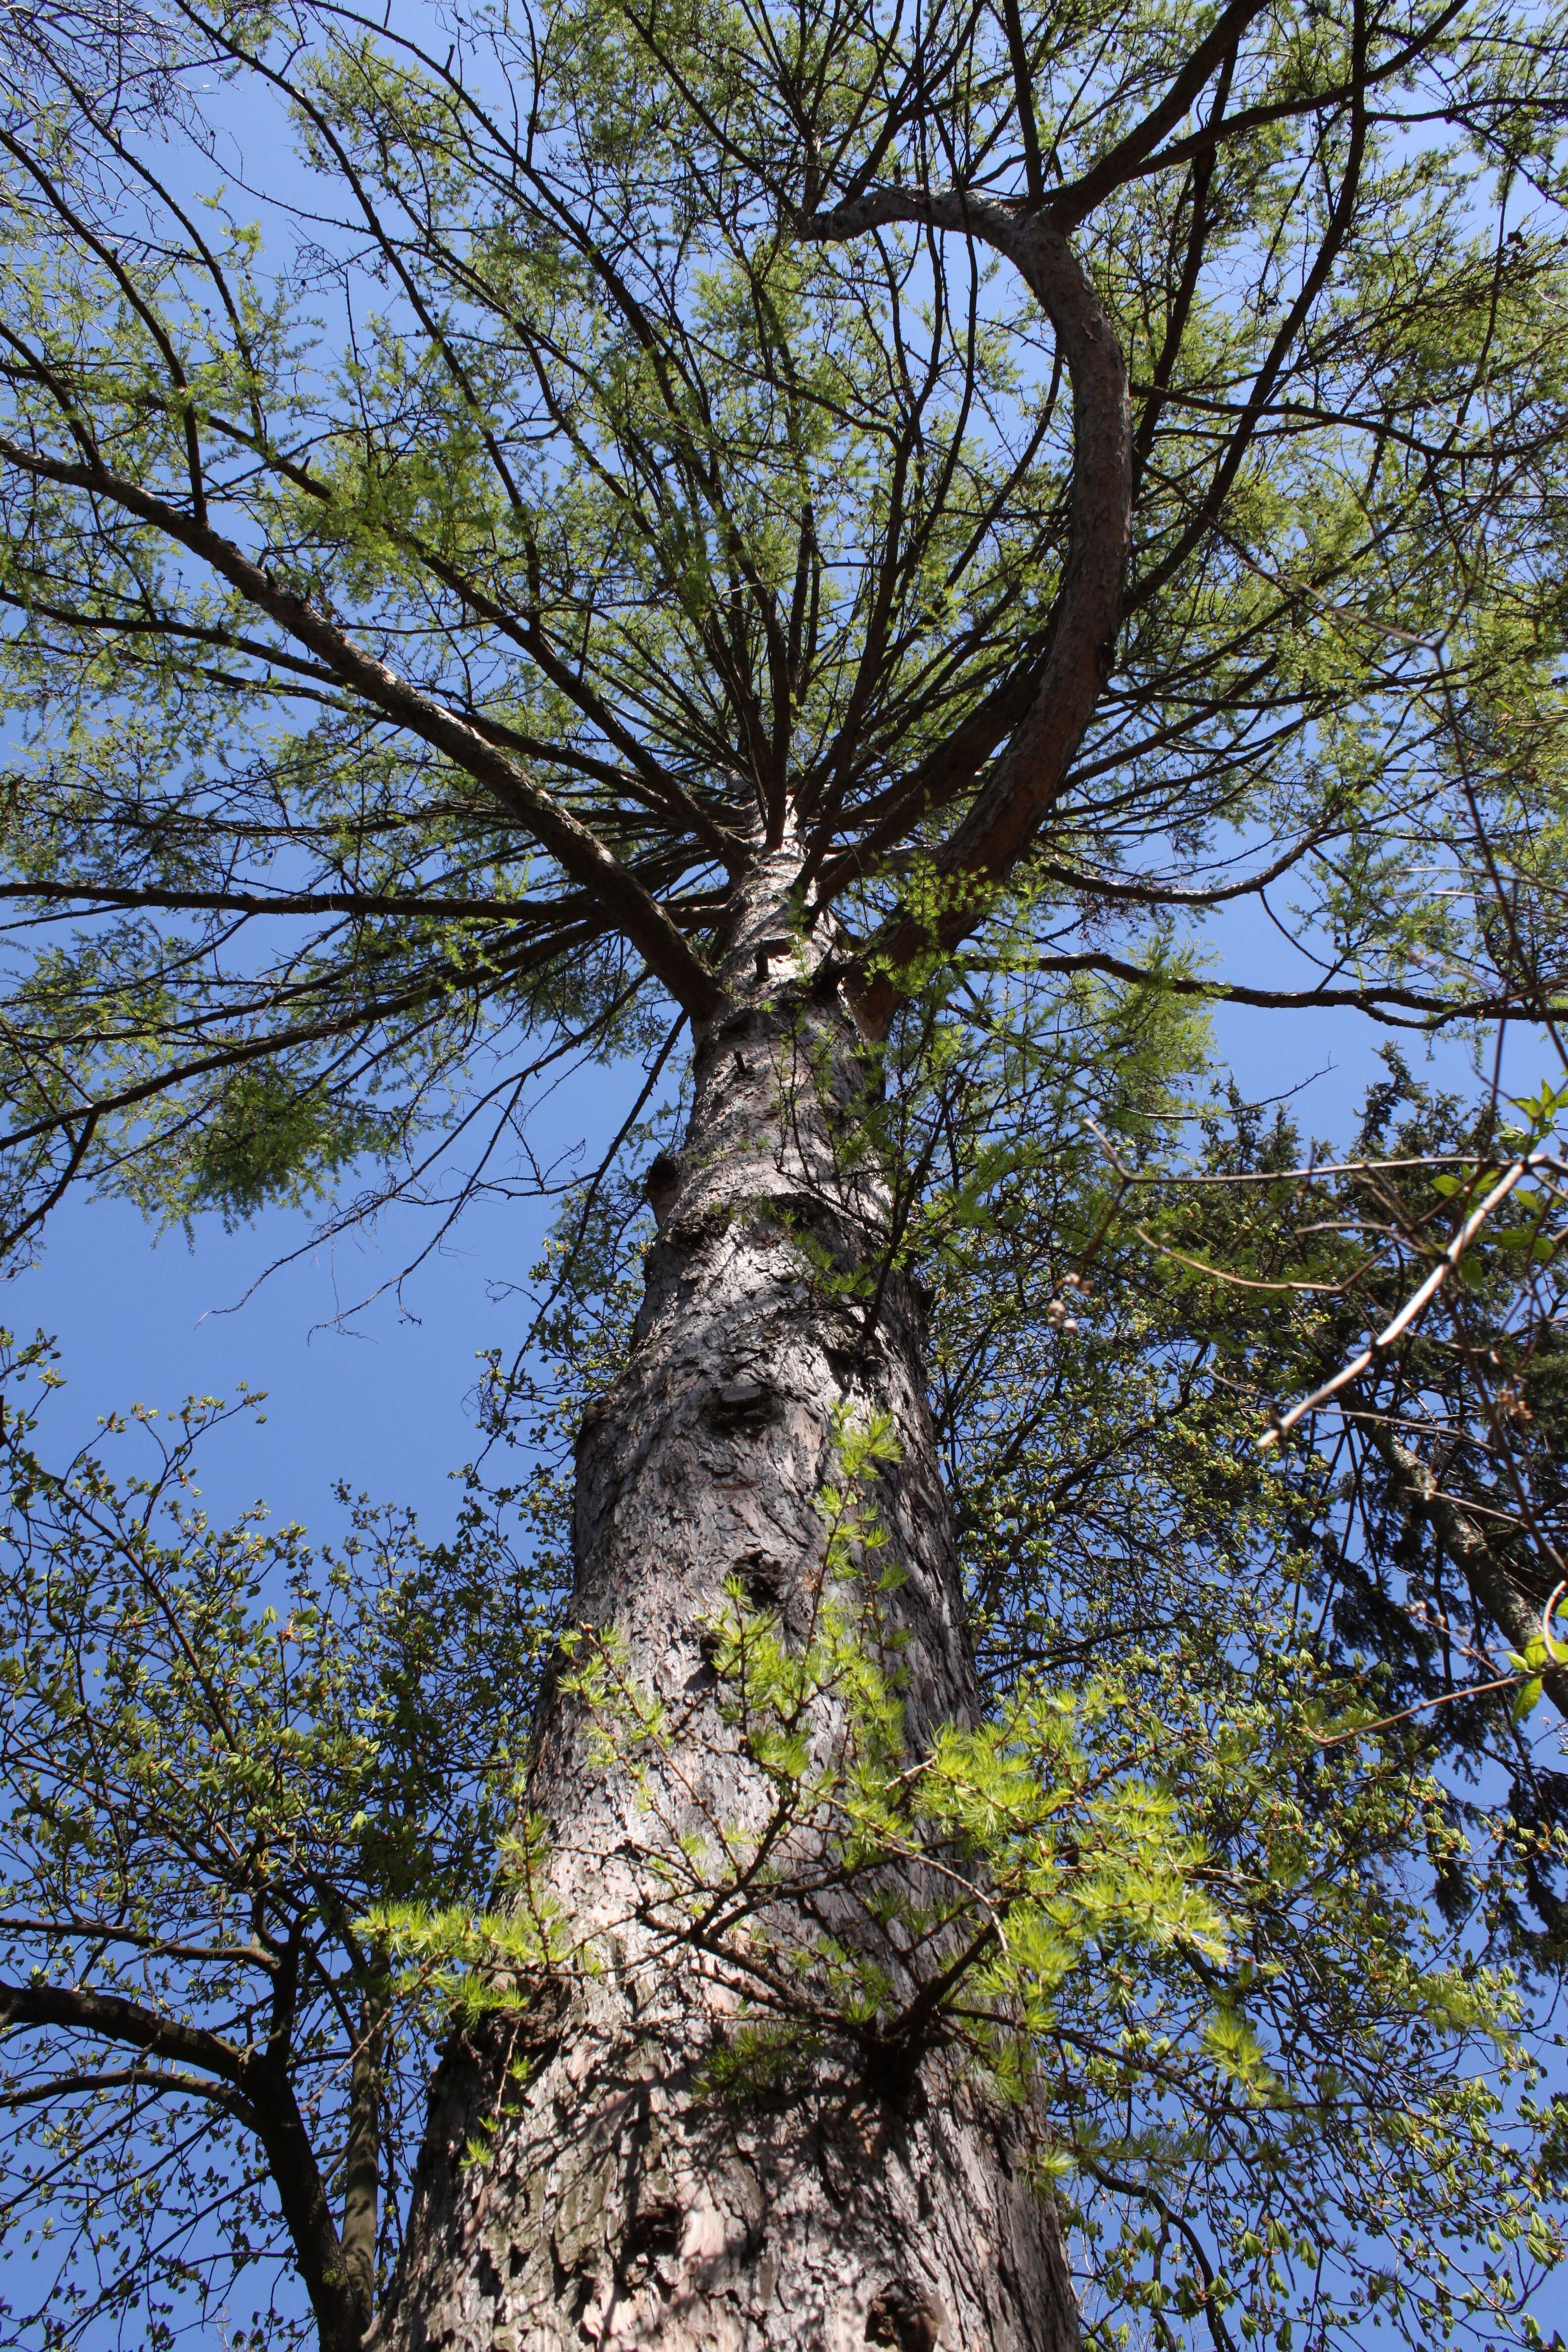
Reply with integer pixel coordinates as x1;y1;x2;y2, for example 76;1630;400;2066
2;0;1568;2347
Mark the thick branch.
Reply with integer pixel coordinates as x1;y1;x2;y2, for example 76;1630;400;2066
0;1977;245;2080
1127;0;1369;616
0;1976;365;2348
340;1986;385;2334
245;2050;370;2352
0;435;726;1021
799;194;1130;1031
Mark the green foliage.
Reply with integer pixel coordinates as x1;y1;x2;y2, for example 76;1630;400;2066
430;1392;1562;2352
3;0;1568;1249
177;1064;404;1229
886;1024;1568;2344
4;1006;1568;2348
0;1330;558;2347
366;1811;573;2028
409;988;1568;2350
3;0;1568;2345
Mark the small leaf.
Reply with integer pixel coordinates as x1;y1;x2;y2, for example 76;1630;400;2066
1513;1675;1544;1723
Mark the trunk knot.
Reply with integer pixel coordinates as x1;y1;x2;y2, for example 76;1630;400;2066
707;1376;778;1429
645;1152;681;1217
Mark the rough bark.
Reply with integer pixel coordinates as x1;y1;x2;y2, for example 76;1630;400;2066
380;845;1079;2351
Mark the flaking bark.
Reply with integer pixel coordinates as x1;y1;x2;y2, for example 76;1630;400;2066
380;845;1079;2351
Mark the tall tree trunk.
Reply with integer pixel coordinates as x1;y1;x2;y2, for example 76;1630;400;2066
382;847;1079;2352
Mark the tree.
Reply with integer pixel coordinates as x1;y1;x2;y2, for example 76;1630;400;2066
1;0;1568;2346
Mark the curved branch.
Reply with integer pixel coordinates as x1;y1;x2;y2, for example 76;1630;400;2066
0;1977;370;2350
0;2062;256;2117
798;193;1131;1031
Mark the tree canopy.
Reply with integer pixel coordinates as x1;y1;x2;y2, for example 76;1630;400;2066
4;0;1567;1234
1;0;1568;2346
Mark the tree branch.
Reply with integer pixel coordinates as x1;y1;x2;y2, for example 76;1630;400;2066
0;1973;377;2351
0;1977;244;2080
1348;1402;1568;1721
978;947;1550;1027
1046;0;1271;228
0;435;726;1022
0;2062;257;2117
799;193;1131;1030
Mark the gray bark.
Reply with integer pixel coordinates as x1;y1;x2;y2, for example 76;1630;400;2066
380;846;1080;2352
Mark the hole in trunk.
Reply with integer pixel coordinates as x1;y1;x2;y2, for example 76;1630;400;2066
644;1152;681;1216
622;2198;682;2272
707;1376;779;1430
732;1548;788;1609
866;2282;944;2350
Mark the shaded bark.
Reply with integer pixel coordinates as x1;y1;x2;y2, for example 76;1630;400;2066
381;845;1079;2350
343;1985;387;2333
